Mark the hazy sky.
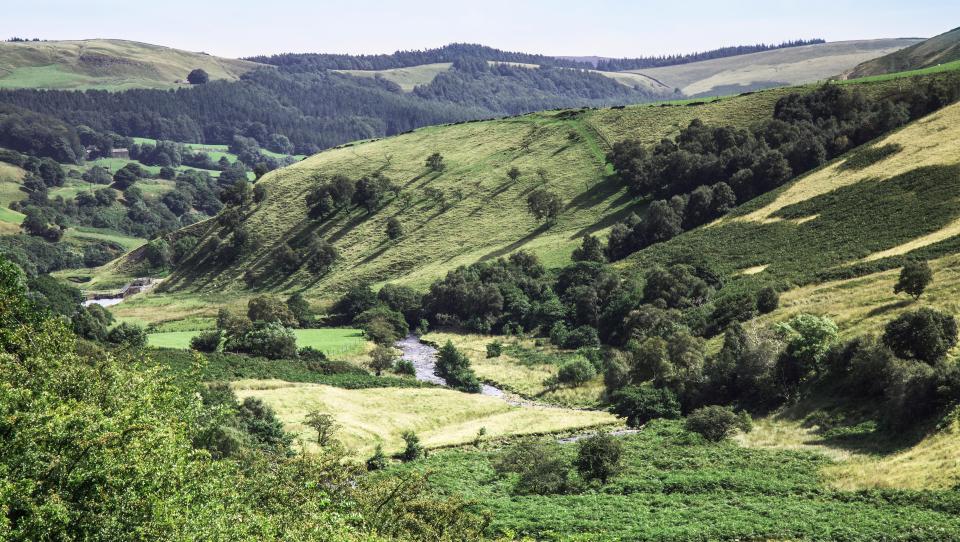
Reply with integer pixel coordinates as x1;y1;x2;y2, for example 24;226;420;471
2;0;957;58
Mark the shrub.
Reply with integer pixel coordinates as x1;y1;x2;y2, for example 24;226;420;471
549;321;569;347
486;341;503;358
555;357;597;387
883;358;939;429
187;68;209;84
106;322;147;348
609;384;681;427
368;345;398;376
494;438;570;495
386;217;404;239
354;306;409;345
394;358;416;376
894;260;933;300
400;430;424;461
756;286;779;314
882;308;957;364
685;405;752;442
575;432;623;484
190;330;222;353
366;444;388;471
298;346;328;362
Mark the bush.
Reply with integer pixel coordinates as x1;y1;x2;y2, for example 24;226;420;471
227;322;298;360
394;358;416;376
366;444;388;471
190;330;222;353
685;405;752;442
549;321;569;347
486;341;503;358
247;296;298;327
555;357;597;387
106;322;147;348
575;432;623;485
368;345;398;376
354;306;409;345
882;308;957;364
494;438;570;495
564;325;600;349
298;346;328;362
756;286;779;314
400;430;424;461
609;384;681;427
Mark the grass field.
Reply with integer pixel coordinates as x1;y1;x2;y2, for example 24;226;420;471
424;331;605;407
627;38;921;97
232;381;617;456
391;420;960;540
147;327;369;357
845;27;960;79
0;39;262;91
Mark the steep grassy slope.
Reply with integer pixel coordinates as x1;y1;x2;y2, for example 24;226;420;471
846;27;960;79
625;98;960;291
160;87;800;298
0;39;262;90
629;39;920;96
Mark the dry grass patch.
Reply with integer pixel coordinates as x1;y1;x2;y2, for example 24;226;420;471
233;381;617;456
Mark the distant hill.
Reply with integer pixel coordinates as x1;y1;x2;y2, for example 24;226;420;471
0;39;262;90
627;39;922;96
845;27;960;79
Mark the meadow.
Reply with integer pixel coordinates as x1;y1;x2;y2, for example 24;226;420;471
232;381;618;456
147;327;369;358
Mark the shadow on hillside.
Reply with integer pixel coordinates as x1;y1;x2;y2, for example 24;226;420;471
865;299;914;318
570;200;648;240
768;392;939;457
478;223;550;262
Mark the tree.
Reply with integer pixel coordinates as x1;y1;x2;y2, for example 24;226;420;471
575;432;622;485
304;410;338;447
883;308;958;364
106;322;147;348
526;188;562;223
609;384;681;427
494;438;570;495
776;314;838;381
400;430;424;461
187;68;209;84
112;163;142;189
894;260;933;300
144;238;172;269
425;152;445;172
435;340;481;393
189;330;222;352
571;235;605;263
247;296;298;327
286;292;313;327
507;166;521;182
386;216;404;239
684;405;752;442
369;345;398;376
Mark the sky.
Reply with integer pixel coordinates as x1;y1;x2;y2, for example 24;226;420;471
2;0;958;59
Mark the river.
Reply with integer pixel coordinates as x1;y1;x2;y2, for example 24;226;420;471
395;334;505;397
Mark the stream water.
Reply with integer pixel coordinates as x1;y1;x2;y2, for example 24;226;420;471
395;334;504;397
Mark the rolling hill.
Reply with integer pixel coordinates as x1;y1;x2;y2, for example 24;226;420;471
845;27;960;79
626;38;921;96
0;39;262;90
107;69;953;312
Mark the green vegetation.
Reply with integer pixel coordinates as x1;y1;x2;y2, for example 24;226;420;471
846;27;960;79
391;420;960;540
148;327;367;356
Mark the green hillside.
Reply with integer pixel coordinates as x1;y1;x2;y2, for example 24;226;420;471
846;27;960;79
0;39;262;90
629;38;921;96
154;88;797;298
